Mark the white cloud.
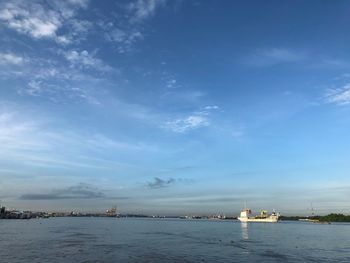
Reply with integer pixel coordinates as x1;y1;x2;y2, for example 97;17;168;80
324;83;350;105
0;1;60;38
204;105;219;110
245;48;304;67
65;50;96;67
66;0;89;8
166;79;177;89
0;0;89;43
0;52;25;65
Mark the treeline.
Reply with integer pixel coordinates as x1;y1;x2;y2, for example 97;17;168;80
281;213;350;222
318;213;350;222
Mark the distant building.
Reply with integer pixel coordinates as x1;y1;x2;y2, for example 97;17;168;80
1;206;5;214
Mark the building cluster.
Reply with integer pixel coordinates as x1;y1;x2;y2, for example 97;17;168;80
1;204;236;220
0;205;120;219
179;213;229;220
0;205;49;219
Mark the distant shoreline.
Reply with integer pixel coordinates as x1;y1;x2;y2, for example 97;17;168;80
2;208;350;222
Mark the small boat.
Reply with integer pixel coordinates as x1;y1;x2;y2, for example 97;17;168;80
298;218;319;223
238;209;279;223
298;218;331;224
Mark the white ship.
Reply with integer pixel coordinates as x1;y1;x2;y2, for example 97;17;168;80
238;209;280;223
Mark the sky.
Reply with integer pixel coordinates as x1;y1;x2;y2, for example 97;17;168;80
0;0;350;216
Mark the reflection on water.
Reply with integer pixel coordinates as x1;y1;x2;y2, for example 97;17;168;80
240;222;249;240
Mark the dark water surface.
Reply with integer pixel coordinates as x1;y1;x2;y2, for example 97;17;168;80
1;217;349;262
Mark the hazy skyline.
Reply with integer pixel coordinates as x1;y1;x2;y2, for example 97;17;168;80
1;0;350;215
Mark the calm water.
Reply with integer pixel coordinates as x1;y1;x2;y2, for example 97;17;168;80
0;218;349;263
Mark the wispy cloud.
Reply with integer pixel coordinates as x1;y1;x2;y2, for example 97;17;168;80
63;50;112;72
164;106;219;133
165;115;209;133
324;83;350;105
231;127;244;139
146;177;175;189
318;59;349;69
0;108;47;151
244;48;304;67
63;18;93;44
127;0;167;23
103;0;168;53
0;52;26;65
107;28;143;43
0;0;173;107
26;79;44;96
0;104;156;170
86;134;150;151
0;0;89;44
145;176;194;189
161;89;205;104
104;26;143;53
0;52;110;103
0;1;111;103
19;183;105;200
166;79;177;89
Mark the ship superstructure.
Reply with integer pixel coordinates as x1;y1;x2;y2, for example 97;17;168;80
238;208;279;223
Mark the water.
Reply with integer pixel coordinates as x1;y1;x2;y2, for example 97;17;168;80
0;218;349;263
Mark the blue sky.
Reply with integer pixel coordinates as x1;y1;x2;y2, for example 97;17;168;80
0;0;350;215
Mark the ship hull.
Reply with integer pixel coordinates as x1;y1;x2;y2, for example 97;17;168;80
238;217;279;223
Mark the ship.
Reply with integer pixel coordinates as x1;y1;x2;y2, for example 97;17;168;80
238;208;280;223
106;206;118;217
